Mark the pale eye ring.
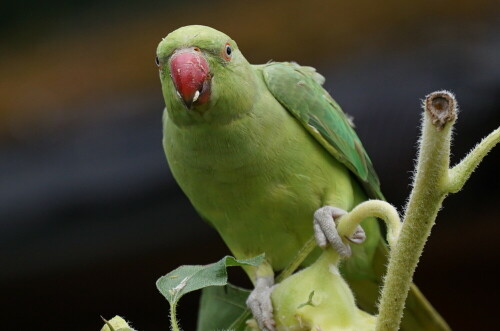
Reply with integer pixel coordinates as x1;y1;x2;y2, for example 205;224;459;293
223;43;232;60
155;56;160;67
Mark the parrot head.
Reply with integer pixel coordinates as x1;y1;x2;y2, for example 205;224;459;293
156;25;257;125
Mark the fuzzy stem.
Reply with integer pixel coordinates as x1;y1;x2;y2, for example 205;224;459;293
447;126;500;193
337;200;401;247
170;302;181;331
376;91;457;331
277;200;401;282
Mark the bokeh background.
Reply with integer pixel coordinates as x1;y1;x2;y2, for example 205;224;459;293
1;1;499;330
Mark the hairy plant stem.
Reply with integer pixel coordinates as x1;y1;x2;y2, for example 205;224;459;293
337;200;401;247
376;91;499;331
236;201;401;329
170;302;180;331
278;200;401;283
238;91;498;330
447;126;500;193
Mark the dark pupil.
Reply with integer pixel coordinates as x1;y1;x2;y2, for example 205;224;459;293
226;46;232;56
155;56;160;66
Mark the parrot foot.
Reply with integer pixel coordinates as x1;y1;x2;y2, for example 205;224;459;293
313;206;366;257
246;275;276;331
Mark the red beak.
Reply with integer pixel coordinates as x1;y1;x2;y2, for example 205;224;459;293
170;48;211;109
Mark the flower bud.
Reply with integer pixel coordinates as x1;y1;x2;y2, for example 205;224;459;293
271;250;376;330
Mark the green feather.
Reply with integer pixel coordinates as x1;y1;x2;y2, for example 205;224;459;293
261;61;447;330
158;25;449;331
262;62;383;199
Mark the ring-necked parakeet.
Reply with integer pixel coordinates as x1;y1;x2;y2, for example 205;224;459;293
156;25;449;330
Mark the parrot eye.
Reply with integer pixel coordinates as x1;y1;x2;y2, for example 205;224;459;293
222;43;232;61
155;56;160;67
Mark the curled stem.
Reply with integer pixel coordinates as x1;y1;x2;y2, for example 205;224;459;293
278;200;401;282
337;200;401;248
277;200;401;283
376;91;498;331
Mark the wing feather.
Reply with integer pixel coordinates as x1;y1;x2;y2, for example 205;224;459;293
262;62;383;199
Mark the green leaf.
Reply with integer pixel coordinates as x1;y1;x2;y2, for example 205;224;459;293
100;316;136;331
196;284;251;331
156;255;264;308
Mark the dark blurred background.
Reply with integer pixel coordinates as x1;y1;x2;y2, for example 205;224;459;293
0;0;498;330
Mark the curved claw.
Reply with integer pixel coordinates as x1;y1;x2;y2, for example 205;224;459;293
313;206;365;258
246;276;276;331
347;225;366;244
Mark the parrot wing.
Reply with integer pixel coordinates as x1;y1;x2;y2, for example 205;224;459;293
262;61;383;200
261;61;450;331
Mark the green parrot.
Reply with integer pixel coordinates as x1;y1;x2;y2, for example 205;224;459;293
157;25;449;330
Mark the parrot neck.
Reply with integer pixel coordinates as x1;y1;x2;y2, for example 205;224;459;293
163;81;285;178
166;112;270;174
